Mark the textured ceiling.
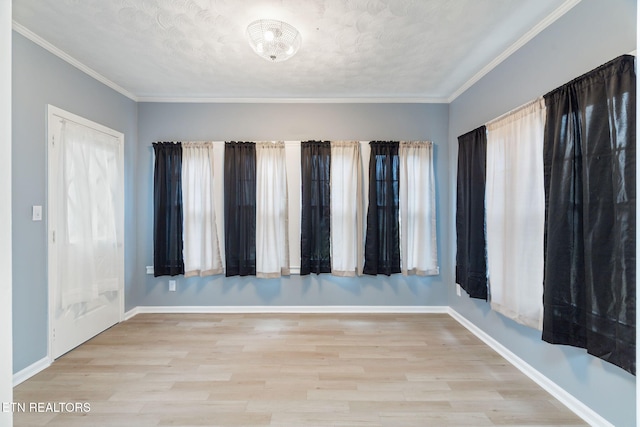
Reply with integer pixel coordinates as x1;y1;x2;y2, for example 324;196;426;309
12;0;575;101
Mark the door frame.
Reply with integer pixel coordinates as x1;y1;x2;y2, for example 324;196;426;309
46;104;125;360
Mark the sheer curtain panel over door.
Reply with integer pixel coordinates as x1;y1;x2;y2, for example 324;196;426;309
57;120;121;308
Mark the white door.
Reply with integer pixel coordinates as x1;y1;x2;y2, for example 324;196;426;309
47;105;124;359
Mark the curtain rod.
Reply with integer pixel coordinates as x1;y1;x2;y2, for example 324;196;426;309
485;97;544;127
150;140;433;147
54;114;120;140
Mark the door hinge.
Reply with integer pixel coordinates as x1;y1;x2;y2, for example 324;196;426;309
52;231;56;243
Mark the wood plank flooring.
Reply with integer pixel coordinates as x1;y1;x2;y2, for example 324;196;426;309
13;313;587;426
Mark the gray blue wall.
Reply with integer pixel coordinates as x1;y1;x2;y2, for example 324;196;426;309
447;0;636;425
134;103;450;310
11;32;138;372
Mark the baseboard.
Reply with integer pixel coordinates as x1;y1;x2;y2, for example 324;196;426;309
124;306;140;320
448;308;613;427
128;305;449;315
13;356;51;387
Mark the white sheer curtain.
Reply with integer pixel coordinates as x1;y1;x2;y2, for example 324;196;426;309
330;141;364;276
256;142;290;278
486;98;546;329
58;120;120;309
181;142;223;277
398;141;438;276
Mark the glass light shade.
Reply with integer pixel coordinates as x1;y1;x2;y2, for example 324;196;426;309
247;19;301;62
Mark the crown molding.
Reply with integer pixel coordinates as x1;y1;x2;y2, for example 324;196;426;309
12;20;138;102
447;0;582;103
135;96;449;104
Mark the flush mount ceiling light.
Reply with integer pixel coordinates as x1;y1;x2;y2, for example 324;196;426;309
246;19;301;62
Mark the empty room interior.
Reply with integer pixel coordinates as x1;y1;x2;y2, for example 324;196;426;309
2;0;638;426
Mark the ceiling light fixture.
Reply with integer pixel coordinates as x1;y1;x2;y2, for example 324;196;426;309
246;19;301;62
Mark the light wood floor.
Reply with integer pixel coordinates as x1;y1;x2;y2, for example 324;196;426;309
14;313;587;427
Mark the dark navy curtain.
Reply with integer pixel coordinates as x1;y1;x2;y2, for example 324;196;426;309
224;141;257;277
300;141;332;275
363;141;400;276
152;142;184;277
455;127;488;300
542;55;636;374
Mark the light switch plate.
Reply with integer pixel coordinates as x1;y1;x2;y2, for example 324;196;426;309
32;205;42;221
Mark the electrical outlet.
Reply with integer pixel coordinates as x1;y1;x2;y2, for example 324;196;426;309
169;280;176;292
456;284;462;297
